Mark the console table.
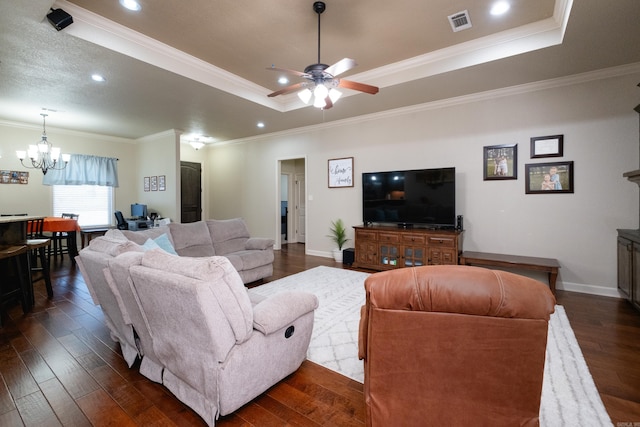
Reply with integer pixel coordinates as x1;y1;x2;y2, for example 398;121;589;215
459;251;560;295
353;225;463;271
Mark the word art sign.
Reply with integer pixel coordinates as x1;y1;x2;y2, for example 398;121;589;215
328;157;354;188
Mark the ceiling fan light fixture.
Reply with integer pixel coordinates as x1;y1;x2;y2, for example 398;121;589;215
313;96;326;109
329;88;342;103
267;1;378;107
298;88;312;104
313;84;329;100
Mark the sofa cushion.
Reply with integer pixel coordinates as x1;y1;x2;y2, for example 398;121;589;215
120;225;172;245
207;218;250;255
140;250;253;343
168;221;215;257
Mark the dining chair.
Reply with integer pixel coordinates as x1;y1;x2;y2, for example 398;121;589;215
0;244;30;327
26;218;53;299
48;213;79;263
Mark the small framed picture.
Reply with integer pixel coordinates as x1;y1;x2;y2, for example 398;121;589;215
328;157;354;188
525;161;574;194
483;144;517;180
159;175;166;191
144;176;150;192
150;176;158;191
531;135;564;158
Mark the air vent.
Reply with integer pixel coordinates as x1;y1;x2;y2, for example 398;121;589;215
448;10;472;32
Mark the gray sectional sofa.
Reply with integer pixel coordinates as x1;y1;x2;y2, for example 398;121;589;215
75;219;318;426
117;218;275;284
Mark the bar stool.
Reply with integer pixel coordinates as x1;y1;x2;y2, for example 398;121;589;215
0;244;30;327
26;218;53;299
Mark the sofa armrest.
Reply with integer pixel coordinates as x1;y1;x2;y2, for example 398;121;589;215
252;291;318;335
246;237;275;251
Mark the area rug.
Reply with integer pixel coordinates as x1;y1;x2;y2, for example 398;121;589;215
248;266;612;426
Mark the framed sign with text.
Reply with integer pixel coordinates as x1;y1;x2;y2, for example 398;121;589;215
530;134;564;158
328;157;354;188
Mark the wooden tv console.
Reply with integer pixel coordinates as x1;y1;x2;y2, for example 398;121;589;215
352;225;463;271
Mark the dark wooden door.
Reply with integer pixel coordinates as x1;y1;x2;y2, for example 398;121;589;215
180;161;201;223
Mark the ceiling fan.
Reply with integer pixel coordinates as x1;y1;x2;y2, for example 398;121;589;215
267;1;379;109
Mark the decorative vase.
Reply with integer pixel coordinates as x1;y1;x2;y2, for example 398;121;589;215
333;248;343;263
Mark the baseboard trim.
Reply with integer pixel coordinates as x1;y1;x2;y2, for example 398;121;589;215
558;281;623;299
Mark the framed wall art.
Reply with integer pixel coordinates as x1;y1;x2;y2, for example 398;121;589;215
144;176;150;192
530;134;564;158
159;175;166;191
525;161;574;194
150;175;158;191
328;157;354;188
483;144;517;180
1;170;29;184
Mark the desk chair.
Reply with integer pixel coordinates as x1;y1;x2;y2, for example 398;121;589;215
0;245;30;327
48;213;79;263
114;211;128;230
26;218;53;299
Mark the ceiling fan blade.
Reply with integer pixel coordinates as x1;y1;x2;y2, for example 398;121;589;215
266;66;308;78
268;82;306;97
338;79;379;95
325;58;357;77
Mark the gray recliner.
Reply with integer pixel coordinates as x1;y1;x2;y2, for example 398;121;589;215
125;250;318;426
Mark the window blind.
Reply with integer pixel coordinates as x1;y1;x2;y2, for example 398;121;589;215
52;185;114;227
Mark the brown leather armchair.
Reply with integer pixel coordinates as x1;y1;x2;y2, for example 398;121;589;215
358;265;556;427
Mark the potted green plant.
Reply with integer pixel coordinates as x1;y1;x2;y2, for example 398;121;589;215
327;219;349;262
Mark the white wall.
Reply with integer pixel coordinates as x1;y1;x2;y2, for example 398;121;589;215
207;69;640;296
135;130;180;221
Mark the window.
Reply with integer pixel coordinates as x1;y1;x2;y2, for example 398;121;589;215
52;185;114;227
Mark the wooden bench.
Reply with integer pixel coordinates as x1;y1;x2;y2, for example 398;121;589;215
459;251;560;295
80;227;114;248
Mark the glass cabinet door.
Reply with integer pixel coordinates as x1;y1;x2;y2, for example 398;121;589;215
380;244;399;267
403;246;425;267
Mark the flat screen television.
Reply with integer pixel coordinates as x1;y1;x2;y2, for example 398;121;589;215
362;167;456;228
131;203;148;219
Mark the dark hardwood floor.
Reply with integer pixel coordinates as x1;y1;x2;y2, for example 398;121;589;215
0;244;639;426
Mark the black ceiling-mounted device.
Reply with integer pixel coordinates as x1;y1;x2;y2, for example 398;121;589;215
47;8;73;31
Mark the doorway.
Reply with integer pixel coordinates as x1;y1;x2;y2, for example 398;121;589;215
180;161;202;223
278;158;306;248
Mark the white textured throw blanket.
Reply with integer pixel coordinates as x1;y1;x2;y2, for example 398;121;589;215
248;266;612;426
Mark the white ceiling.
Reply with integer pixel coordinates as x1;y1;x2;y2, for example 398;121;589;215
1;0;639;145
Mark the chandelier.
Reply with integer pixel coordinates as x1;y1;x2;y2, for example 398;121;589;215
16;113;70;175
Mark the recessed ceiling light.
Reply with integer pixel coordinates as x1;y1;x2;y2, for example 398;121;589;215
278;77;289;85
119;0;141;11
257;122;265;128
490;1;510;16
91;74;106;82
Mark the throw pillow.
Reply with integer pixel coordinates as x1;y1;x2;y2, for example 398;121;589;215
142;233;178;255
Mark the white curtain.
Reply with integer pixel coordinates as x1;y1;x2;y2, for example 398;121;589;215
43;154;119;187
